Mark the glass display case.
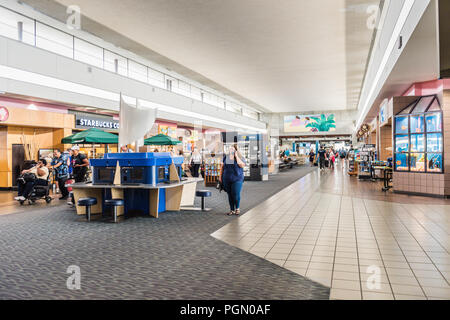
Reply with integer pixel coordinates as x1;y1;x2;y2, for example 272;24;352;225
394;95;443;173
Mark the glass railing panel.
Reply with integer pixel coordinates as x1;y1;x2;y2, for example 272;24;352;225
128;60;147;83
74;38;103;68
104;50;128;76
36;22;73;58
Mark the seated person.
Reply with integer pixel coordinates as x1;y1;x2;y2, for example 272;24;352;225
15;159;49;201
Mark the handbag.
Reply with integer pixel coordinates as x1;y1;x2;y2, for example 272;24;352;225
216;180;225;193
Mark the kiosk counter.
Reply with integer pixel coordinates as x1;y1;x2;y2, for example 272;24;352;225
71;153;202;219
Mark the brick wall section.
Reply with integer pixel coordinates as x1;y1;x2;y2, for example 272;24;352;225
379;124;392;161
393;172;444;195
443;90;450;195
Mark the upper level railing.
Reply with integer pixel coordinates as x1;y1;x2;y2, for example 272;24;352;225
0;5;261;121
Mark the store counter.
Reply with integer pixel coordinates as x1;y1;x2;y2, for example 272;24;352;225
71;177;203;218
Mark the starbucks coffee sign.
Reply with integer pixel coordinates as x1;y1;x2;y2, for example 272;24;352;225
77;117;119;129
71;110;119;131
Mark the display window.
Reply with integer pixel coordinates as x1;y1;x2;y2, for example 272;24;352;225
427;153;443;173
394;95;443;173
410;153;425;172
395;116;409;134
410;115;424;133
427;133;443;152
395;153;409;171
395;135;409;152
412;96;434;113
426;113;441;132
410;134;425;152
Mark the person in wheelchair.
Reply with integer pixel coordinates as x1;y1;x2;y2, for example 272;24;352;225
15;159;50;201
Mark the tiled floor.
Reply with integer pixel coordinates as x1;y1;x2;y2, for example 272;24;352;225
0;189;64;216
211;161;450;300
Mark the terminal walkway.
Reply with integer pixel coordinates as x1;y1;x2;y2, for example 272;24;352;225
0;165;329;300
212;162;450;300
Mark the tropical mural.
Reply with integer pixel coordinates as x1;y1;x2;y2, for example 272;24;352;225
284;114;336;133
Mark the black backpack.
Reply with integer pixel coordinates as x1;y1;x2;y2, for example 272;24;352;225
20;172;36;183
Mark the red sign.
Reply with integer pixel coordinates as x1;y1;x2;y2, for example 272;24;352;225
0;106;9;122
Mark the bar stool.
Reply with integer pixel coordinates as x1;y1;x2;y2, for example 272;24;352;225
77;197;97;221
195;190;212;211
105;199;125;223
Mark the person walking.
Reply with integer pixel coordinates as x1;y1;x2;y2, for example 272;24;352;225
51;149;69;200
330;150;336;169
219;144;246;216
309;149;315;166
64;148;73;176
120;145;133;153
190;147;202;178
317;145;327;171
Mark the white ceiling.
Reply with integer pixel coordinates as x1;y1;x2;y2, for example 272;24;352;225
51;0;379;113
364;0;439;122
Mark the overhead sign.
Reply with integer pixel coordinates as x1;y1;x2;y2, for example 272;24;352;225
379;99;388;125
71;111;119;131
0;106;9;122
77;117;119;129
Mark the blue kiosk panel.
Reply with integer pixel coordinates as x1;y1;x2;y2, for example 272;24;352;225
90;153;182;216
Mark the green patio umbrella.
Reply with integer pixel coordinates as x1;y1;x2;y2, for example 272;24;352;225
144;133;181;146
61;128;118;144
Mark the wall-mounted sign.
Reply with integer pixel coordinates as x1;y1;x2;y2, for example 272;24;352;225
0;106;9;122
77;118;119;129
284;114;336;133
70;111;119;131
379;99;388;125
158;124;177;138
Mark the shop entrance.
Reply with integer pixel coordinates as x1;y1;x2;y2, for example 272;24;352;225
12;144;25;187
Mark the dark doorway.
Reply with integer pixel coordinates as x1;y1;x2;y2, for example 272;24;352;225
12;144;25;187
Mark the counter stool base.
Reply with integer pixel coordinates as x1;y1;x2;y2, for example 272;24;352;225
76;213;102;222
180;206;211;212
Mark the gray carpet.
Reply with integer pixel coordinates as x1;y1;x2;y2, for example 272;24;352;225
0;165;330;300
